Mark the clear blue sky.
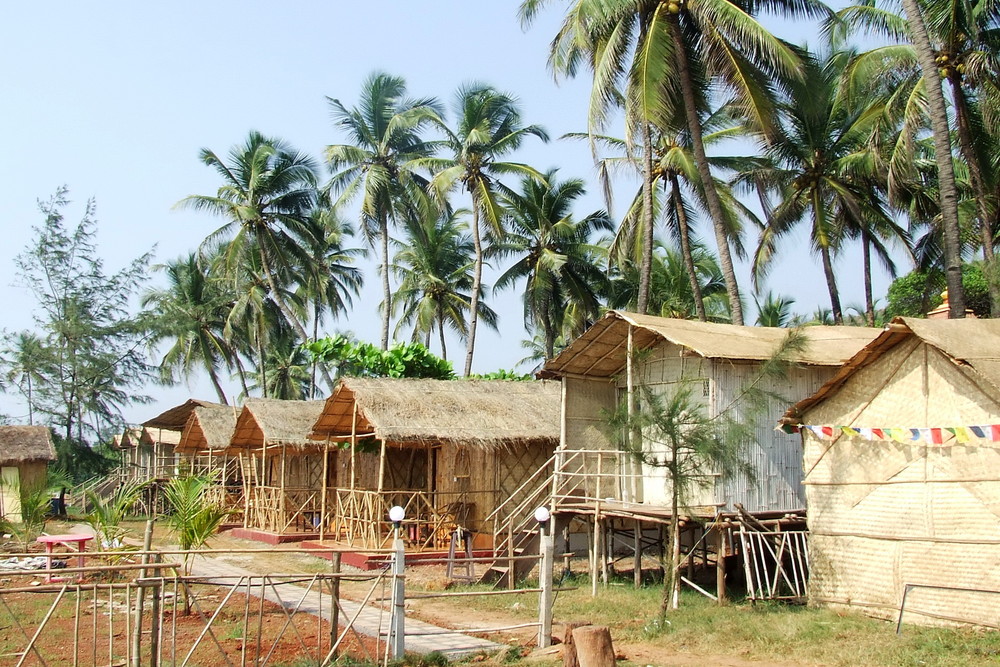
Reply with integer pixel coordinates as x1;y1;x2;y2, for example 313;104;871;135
0;2;901;426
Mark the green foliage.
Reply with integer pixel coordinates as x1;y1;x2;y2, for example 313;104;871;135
467;370;533;381
886;265;992;318
160;474;232;574
85;479;147;550
2;188;154;448
305;335;454;379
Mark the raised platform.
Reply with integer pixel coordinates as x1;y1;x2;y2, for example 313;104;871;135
300;539;494;570
227;527;319;545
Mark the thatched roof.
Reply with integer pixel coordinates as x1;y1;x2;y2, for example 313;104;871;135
230;398;326;450
177;405;239;453
782;317;1000;424
310;378;561;449
116;427;144;450
142;399;227;430
0;426;56;464
140;427;181;447
540;310;881;379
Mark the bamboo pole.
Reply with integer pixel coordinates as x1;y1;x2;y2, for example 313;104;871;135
350;404;358;490
320;440;330;541
279;444;287;534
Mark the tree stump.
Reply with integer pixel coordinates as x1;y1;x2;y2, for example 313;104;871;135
562;621;591;667
572;625;616;667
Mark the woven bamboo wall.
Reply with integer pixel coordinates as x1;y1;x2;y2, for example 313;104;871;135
564;376;616;450
712;358;833;512
803;339;1000;627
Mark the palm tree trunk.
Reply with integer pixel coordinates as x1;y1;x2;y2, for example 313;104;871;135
901;0;965;317
668;17;744;325
637;121;655;315
862;232;875;327
813;192;843;324
379;212;392;350
438;303;448;361
464;205;483;376
948;76;999;316
670;175;707;321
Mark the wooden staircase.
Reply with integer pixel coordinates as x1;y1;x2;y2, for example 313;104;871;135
479;454;557;587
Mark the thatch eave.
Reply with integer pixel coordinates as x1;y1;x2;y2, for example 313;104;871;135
0;425;56;464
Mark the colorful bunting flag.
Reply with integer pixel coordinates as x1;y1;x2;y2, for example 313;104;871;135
794;423;1000;444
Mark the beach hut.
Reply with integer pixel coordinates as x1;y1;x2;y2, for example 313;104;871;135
308;377;561;550
139;426;181;480
780;317;1000;627
0;425;56;523
176;403;241;519
227;398;327;541
537;310;880;591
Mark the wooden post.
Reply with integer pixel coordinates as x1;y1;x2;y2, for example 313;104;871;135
149;553;161;667
241;452;251;529
130;520;154;667
390;529;405;659
319;440;330;541
350;405;358;490
330;551;341;658
590;511;600;597
279;444;287;533
538;520;555;648
572;626;616;667
633;519;642;587
715;525;727;605
377;441;387;494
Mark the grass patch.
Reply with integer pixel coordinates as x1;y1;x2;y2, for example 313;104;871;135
430;575;1000;666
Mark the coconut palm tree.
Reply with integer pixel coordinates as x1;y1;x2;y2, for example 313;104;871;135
606;240;729;321
493;169;613;360
521;0;824;325
2;332;49;424
421;83;549;375
325;72;443;349
391;208;493;359
295;208;364;397
142;253;235;405
178;131;323;345
754;292;797;327
739;48;901;324
839;0;995;314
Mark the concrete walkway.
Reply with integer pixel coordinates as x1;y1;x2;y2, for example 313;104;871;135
187;554;505;660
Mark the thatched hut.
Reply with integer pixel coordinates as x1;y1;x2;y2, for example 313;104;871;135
0;425;56;522
780;317;1000;628
114;427;146;484
176;404;241;519
308;377;561;550
227;398;327;540
537;311;880;591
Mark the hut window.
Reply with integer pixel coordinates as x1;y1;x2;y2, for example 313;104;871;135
702;379;710;397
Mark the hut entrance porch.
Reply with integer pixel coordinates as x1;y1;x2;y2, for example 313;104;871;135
239;444;336;537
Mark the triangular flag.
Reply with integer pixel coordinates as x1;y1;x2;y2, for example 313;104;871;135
970;425;987;439
992;425;1000;441
872;428;885;439
909;428;921;441
919;428;931;443
954;427;970;443
859;428;873;440
821;426;834;437
930;428;944;445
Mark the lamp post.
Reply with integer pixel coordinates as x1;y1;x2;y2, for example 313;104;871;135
535;506;554;648
388;505;406;659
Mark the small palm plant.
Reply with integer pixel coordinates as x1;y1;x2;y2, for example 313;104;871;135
160;475;231;575
85;480;147;550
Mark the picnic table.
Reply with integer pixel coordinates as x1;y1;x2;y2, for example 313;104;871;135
36;533;93;582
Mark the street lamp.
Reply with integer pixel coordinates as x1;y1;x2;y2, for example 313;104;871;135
534;506;551;528
388;505;405;528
